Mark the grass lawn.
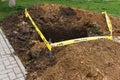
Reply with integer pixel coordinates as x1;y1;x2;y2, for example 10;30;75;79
0;0;120;20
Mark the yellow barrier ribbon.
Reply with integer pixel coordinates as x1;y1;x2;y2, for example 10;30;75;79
25;9;52;51
25;8;113;50
102;11;113;38
51;36;112;47
51;11;113;47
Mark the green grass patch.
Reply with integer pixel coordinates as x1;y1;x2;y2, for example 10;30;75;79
0;0;120;20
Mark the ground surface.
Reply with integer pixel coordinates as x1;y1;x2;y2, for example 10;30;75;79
0;4;120;80
0;0;120;20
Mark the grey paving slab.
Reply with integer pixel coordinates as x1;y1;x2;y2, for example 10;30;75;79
0;28;27;80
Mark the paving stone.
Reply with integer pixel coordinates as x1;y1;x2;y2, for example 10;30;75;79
0;61;3;65
15;77;25;80
0;64;5;71
4;49;11;55
0;74;8;79
10;48;15;54
11;60;16;64
18;77;25;80
2;44;9;49
0;69;13;74
8;56;15;62
0;51;5;55
3;59;10;66
16;73;24;78
8;72;16;80
0;57;8;61
14;56;27;75
1;55;10;59
6;64;18;69
0;28;27;80
14;67;21;74
2;77;10;80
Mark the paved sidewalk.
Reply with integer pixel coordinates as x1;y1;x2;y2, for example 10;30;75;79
0;28;27;80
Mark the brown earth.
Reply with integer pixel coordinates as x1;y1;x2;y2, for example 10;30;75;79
0;4;120;80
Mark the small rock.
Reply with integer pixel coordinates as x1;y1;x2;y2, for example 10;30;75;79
13;31;18;34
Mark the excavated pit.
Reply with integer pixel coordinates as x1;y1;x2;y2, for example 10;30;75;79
29;6;103;42
36;22;102;42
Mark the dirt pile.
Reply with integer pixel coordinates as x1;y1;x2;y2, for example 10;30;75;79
38;40;120;80
0;4;120;80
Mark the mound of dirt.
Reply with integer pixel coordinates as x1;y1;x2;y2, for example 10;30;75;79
0;4;120;80
38;40;120;80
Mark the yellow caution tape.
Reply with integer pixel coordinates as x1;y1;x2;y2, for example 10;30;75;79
25;9;52;51
103;12;112;37
25;8;113;50
51;36;112;47
51;11;113;47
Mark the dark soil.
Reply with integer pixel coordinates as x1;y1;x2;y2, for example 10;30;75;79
0;4;120;80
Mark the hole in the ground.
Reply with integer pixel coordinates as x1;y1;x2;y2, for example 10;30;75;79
42;26;88;42
28;6;103;43
32;22;102;43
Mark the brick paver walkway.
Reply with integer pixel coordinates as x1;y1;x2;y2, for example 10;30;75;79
0;28;27;80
